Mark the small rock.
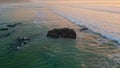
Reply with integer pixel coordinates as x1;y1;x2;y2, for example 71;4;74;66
47;28;76;39
80;26;88;31
0;28;8;31
7;23;21;27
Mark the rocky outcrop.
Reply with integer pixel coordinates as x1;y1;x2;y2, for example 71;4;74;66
17;37;30;45
47;28;76;39
10;37;30;50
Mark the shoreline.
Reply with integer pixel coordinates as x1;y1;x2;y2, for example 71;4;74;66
78;24;120;45
52;10;120;45
0;2;120;45
33;8;120;65
0;4;120;67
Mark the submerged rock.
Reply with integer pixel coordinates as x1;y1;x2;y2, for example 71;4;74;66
16;37;30;47
47;28;76;39
7;23;21;27
10;36;30;50
0;28;8;31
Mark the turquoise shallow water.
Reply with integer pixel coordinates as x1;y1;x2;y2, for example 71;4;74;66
0;22;96;68
0;8;81;68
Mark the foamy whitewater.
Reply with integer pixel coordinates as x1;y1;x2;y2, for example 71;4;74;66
0;1;120;43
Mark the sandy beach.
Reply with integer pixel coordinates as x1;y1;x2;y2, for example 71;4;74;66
0;1;120;68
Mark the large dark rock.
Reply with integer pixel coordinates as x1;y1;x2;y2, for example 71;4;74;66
47;28;76;39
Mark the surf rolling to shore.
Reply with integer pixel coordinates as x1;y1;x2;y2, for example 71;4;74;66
39;0;120;44
0;0;120;68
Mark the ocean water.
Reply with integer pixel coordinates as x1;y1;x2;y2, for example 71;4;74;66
0;1;120;68
0;3;108;68
6;1;119;43
43;2;120;43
